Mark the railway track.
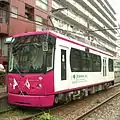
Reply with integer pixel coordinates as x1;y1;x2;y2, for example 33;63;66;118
19;83;120;120
20;105;66;120
19;111;43;120
0;107;43;120
1;83;120;120
0;107;16;115
74;91;120;120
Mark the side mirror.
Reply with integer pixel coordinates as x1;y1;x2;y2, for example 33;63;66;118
5;37;14;44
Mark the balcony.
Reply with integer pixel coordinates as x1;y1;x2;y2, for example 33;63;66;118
75;0;116;34
0;1;9;35
52;1;117;41
99;0;116;21
0;13;8;34
88;0;117;27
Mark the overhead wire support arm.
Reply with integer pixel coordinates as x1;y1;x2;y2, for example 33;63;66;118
51;7;68;13
49;7;68;29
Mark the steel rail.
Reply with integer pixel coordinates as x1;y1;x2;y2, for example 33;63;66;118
75;91;120;120
18;83;120;120
20;104;67;120
0;107;17;115
19;112;44;120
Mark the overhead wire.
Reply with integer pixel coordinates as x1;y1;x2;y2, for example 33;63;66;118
52;0;120;50
0;1;120;51
1;1;120;32
0;2;75;34
1;2;87;38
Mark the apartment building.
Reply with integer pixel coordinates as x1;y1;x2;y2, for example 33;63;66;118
0;0;52;64
51;0;119;56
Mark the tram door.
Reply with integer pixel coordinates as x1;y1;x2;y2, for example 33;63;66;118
103;58;107;77
61;49;67;80
54;45;69;91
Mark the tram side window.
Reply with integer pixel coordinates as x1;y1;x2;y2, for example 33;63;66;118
108;59;113;72
70;48;81;72
81;51;92;72
46;35;56;72
70;48;101;72
92;54;101;72
46;43;54;71
96;56;101;71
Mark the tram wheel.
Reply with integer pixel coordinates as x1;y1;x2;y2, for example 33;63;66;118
54;95;59;104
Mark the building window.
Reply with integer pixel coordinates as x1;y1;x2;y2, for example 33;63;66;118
25;4;34;21
36;0;48;11
11;7;18;18
35;16;43;24
35;16;43;31
0;9;7;23
0;2;8;23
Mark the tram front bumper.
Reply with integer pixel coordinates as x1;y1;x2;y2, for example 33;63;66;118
8;93;54;107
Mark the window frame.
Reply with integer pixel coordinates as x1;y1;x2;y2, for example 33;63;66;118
36;0;48;11
11;6;18;18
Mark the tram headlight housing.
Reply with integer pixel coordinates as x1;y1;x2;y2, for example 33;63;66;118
38;84;42;88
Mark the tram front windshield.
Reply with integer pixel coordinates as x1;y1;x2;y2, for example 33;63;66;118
9;34;55;73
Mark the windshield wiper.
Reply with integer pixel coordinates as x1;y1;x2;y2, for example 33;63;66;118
15;65;24;77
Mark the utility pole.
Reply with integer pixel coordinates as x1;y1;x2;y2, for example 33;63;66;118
87;21;90;40
87;17;90;40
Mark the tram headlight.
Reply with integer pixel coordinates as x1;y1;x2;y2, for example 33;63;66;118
38;76;43;81
38;84;42;88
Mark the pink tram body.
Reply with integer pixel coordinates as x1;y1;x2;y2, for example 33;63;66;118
8;30;114;107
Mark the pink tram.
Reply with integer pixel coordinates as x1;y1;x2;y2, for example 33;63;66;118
7;30;114;107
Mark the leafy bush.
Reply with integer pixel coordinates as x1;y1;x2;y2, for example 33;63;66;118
36;112;61;120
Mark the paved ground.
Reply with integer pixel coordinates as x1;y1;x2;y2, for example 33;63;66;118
0;86;7;99
0;74;7;95
0;87;7;94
